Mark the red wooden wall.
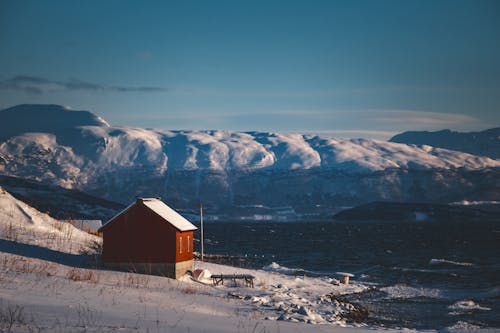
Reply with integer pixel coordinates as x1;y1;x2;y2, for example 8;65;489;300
102;203;194;264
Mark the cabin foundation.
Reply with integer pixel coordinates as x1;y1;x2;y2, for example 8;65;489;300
104;259;193;279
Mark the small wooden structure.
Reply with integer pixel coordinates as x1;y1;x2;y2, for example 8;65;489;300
72;220;102;234
336;272;354;285
98;198;197;279
211;274;255;288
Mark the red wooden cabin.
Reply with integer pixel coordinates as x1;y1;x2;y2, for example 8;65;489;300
98;198;197;279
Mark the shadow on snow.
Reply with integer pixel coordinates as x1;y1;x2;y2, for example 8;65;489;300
0;238;99;268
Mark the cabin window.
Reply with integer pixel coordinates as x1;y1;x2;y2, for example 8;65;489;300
179;236;182;254
187;236;190;252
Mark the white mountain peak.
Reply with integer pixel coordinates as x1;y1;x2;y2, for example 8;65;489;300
0;104;498;214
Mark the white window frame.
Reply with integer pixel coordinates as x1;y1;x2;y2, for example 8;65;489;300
179;236;182;254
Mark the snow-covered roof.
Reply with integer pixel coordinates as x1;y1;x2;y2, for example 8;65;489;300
99;198;197;232
141;198;197;231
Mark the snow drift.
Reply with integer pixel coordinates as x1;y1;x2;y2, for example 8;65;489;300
0;186;99;253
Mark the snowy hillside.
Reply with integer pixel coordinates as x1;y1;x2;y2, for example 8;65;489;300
390;128;500;159
0;104;499;220
0;186;100;253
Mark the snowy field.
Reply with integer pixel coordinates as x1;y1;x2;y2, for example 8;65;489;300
0;187;497;332
0;250;392;333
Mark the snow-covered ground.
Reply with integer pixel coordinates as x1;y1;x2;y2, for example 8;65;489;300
0;186;100;254
0;187;376;332
0;250;399;333
0;188;496;332
193;261;372;326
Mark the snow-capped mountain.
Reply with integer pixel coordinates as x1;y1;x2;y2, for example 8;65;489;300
0;104;109;140
390;128;500;159
0;104;499;220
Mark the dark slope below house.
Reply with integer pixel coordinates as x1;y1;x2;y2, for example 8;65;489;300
0;175;124;221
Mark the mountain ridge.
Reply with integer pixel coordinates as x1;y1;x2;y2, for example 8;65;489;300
1;104;498;220
390;127;500;159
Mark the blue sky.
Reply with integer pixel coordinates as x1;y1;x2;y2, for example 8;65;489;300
0;0;499;139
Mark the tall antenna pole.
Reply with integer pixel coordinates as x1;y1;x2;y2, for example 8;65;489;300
200;203;204;261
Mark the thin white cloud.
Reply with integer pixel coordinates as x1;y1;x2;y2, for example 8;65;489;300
365;110;480;127
257;109;484;130
107;108;488;140
169;84;472;100
301;129;398;140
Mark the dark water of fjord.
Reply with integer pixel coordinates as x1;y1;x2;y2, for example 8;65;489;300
199;220;500;330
